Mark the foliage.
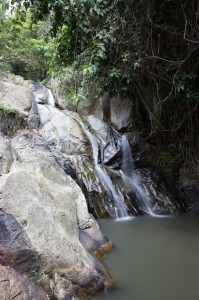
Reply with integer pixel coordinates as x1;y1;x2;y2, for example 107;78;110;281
28;268;45;283
0;1;51;80
9;1;197;102
4;0;199;175
0;103;18;115
9;124;21;134
0;103;24;136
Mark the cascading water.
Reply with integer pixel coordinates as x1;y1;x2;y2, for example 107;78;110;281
80;123;128;218
47;89;55;106
121;135;155;216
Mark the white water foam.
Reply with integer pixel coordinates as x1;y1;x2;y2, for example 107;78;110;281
80;122;128;218
121;135;157;216
47;89;55;106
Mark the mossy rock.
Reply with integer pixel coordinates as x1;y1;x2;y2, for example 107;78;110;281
0;105;26;136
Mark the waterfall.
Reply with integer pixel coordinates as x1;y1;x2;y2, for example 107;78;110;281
47;89;55;106
121;135;155;216
81;123;128;218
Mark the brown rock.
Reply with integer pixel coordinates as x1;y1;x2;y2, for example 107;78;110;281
79;216;113;259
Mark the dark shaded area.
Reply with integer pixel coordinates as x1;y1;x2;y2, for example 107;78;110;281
0;111;26;136
177;183;199;215
0;210;40;274
0;264;48;300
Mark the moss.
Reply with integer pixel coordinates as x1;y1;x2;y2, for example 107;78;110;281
83;165;96;181
28;268;44;283
0;105;24;136
0;103;18;116
9;125;21;135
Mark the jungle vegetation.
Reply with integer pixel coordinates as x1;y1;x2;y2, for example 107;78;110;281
0;0;198;180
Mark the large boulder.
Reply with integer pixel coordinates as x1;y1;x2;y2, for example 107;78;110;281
47;76;133;131
78;95;133;131
0;72;31;116
85;115;121;164
0;132;110;298
0;72;56;133
109;96;133;130
0;72;55;116
37;105;87;155
47;77;77;111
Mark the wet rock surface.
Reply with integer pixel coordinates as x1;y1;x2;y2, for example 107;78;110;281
79;216;113;258
138;168;183;214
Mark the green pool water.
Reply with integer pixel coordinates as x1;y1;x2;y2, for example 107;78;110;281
95;216;199;300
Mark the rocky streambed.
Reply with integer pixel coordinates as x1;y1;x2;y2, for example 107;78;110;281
0;71;198;299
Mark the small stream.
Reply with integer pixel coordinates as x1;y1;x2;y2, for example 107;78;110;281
95;216;199;300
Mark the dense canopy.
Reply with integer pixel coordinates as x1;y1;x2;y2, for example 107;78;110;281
0;0;199;179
